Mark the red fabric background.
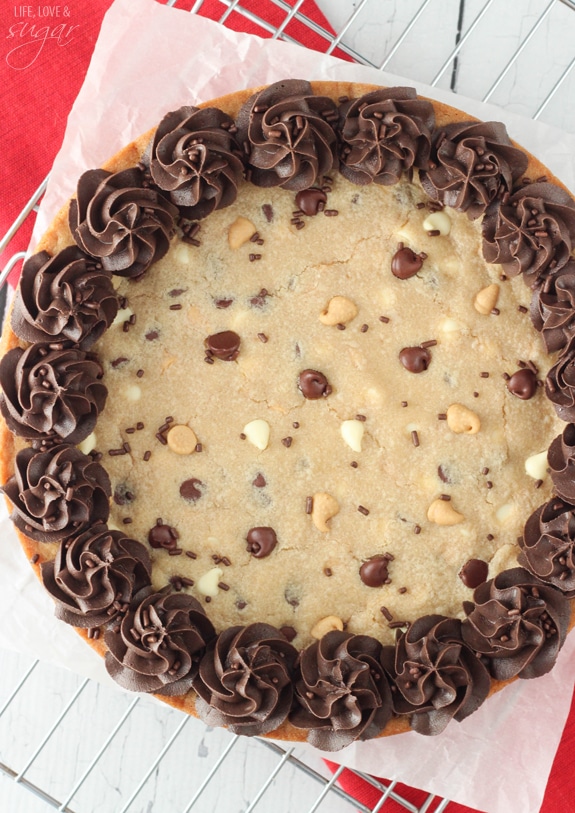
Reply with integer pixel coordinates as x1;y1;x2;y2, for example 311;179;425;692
1;1;574;810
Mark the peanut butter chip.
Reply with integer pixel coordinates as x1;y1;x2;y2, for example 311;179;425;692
446;404;481;435
474;283;500;315
319;296;358;326
310;615;344;639
427;498;464;526
228;216;256;249
311;492;340;532
167;425;198;455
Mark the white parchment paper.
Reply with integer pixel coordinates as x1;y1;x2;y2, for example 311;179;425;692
2;0;575;810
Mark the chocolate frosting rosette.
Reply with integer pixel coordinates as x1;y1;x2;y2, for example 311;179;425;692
69;167;178;278
144;106;245;220
194;623;298;736
105;588;215;695
381;615;490;736
338;87;435;186
519;499;575;597
548;423;575;503
545;341;575;422
41;524;151;628
0;344;107;444
1;444;110;544
462;568;570;680
531;260;575;353
482;182;575;286
236;79;338;191
11;247;118;350
419;121;527;219
289;630;392;751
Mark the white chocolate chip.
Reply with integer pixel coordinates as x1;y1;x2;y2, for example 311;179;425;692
496;503;515;524
525;451;548;481
310;615;344;639
111;275;123;291
107;519;122;532
78;432;97;456
427;498;464;526
474;283;500;315
228;216;257;249
340;420;364;452
167;425;198;455
112;306;133;328
439;317;462;335
311;492;340;533
243;419;270;450
124;384;141;402
319;296;358;326
423;211;452;236
446;404;481;435
174;242;195;264
196;567;224;597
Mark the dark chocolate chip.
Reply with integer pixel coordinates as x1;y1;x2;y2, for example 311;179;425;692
458;558;489;589
506;368;537;400
359;555;390;588
148;521;179;550
391;246;423;280
110;357;129;368
215;298;234;309
279;625;297;642
205;330;241;361
246;526;278;559
298;369;332;399
262;203;274;222
145;330;159;341
252;473;266;488
295;187;327;216
399;346;431;373
180;478;204;502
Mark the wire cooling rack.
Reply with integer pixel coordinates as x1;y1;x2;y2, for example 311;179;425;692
2;1;575;811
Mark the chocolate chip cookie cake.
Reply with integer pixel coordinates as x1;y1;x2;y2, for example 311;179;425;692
2;80;575;751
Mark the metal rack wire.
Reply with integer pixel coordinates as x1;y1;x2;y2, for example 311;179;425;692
2;1;575;811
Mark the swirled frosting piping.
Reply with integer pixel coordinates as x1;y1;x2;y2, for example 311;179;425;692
289;630;392;751
193;623;298;737
338;87;434;186
236;79;338;192
69;167;178;278
0;344;107;444
11;247;118;350
482;182;575;286
41;524;151;627
105;588;215;695
381;615;490;736
545;341;575;422
144;106;245;220
519;499;575;598
548;423;575;503
1;444;111;544
462;568;570;680
531;260;575;353
420;121;527;219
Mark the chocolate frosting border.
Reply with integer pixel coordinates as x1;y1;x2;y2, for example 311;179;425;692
2;79;575;749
